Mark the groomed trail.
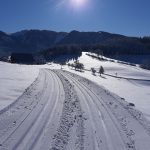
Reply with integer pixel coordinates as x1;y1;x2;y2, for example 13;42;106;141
0;69;150;150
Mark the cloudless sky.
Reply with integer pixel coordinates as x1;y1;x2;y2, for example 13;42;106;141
0;0;150;36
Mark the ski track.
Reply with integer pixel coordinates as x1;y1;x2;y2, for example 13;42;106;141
0;69;150;150
50;70;84;150
0;69;65;150
59;71;126;150
58;70;150;150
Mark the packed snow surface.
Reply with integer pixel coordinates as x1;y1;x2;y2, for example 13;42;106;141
0;52;150;150
0;69;150;150
0;62;39;110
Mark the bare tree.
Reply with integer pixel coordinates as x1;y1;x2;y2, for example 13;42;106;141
91;67;96;75
74;60;84;71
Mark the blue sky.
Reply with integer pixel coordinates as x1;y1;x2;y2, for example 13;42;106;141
0;0;150;36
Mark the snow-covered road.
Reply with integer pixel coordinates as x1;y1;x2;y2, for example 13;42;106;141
0;69;65;150
0;69;150;150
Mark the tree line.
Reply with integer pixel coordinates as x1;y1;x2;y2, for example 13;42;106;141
40;41;150;61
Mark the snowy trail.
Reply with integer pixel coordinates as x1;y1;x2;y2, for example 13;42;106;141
58;70;150;150
0;69;65;150
59;71;126;150
0;69;150;150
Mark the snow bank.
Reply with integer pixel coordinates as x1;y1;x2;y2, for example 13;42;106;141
0;62;39;110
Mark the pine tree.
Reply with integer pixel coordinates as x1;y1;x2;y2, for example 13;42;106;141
99;66;104;76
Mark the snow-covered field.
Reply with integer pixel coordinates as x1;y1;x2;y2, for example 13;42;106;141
69;52;150;80
0;62;39;110
66;52;150;120
0;52;150;150
0;61;63;111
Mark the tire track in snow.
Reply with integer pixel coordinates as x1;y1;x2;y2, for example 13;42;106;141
15;70;61;150
0;69;47;145
62;70;150;150
50;70;84;150
1;68;150;150
0;69;63;150
25;69;62;150
60;70;127;150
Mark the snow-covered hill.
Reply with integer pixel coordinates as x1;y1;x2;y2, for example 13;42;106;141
66;52;150;120
0;53;150;120
0;53;150;150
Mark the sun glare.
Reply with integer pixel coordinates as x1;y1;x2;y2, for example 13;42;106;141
75;0;86;6
70;0;87;8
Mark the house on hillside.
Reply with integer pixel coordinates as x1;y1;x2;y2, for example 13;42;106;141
11;53;34;64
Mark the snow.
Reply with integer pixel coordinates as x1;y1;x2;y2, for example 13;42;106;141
76;52;150;80
0;62;39;110
66;52;150;120
0;61;63;111
0;58;150;149
1;52;150;121
59;70;150;150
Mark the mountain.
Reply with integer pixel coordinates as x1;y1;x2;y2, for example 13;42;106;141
0;29;150;56
0;30;68;55
59;30;126;45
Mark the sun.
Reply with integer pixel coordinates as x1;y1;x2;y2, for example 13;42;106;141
74;0;86;6
70;0;87;8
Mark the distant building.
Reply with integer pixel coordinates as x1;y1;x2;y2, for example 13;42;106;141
11;53;34;64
